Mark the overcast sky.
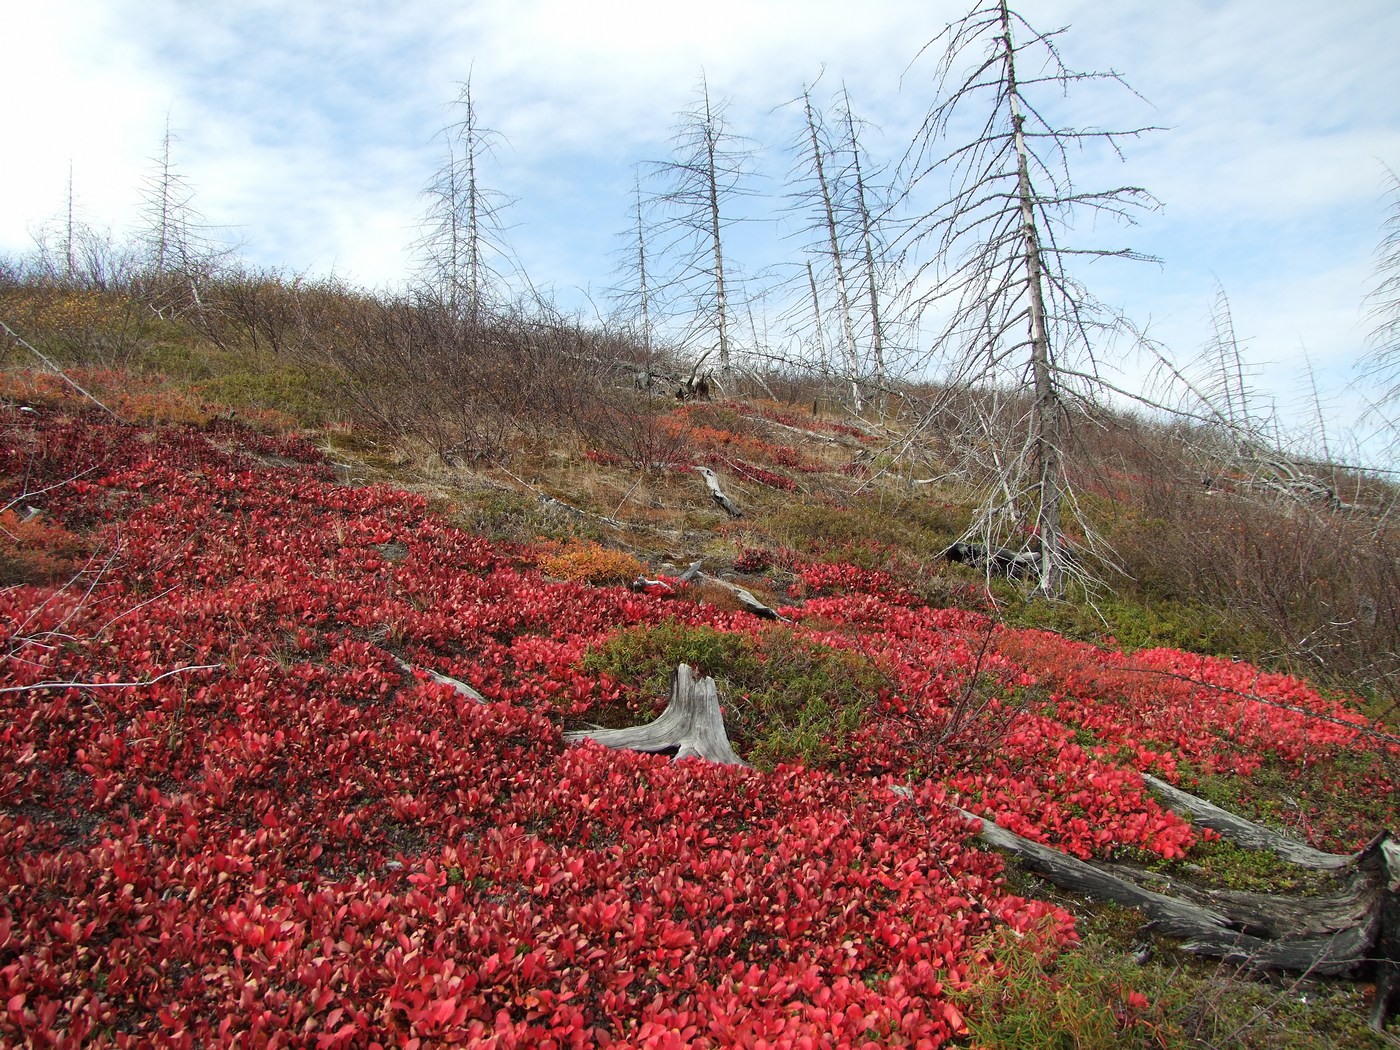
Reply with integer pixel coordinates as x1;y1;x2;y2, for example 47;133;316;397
3;1;1398;462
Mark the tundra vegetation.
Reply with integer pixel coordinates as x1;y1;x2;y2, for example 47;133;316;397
2;4;1399;1048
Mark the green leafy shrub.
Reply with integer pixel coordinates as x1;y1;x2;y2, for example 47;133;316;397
583;622;889;769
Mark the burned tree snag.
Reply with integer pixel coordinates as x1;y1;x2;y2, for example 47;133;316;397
566;664;750;767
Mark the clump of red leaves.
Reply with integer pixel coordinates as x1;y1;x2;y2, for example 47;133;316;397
704;455;799;493
1;393;1394;1045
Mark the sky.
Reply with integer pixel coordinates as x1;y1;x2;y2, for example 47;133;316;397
3;0;1399;464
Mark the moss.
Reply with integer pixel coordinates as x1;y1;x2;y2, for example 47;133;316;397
1112;838;1337;896
1177;759;1398;856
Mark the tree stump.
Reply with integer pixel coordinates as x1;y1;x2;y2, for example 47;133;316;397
564;663;750;768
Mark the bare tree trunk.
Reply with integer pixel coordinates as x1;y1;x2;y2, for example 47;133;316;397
1001;0;1064;596
841;89;886;413
64;161;75;284
465;106;481;324
700;82;732;376
634;175;653;374
802;88;861;413
806;260;828;378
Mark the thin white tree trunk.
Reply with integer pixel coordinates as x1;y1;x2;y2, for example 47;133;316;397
806;260;828;377
803;90;861;412
1002;0;1063;596
701;84;731;375
840;90;884;414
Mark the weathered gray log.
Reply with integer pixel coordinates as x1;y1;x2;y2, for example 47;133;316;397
695;466;743;518
677;559;705;585
958;807;1396;984
1142;773;1353;870
628;558;783;619
1136;778;1400;1030
632;560;707;595
565;663;750;767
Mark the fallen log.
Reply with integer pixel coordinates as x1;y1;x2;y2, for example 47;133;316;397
701;573;783;620
565;663;750;768
629;559;784;619
946;799;1399;1029
1141;773;1352;869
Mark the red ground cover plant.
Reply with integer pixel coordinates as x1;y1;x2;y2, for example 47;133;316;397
1;395;1394;1045
703;455;799;493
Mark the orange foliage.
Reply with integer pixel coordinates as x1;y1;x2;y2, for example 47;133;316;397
0;368;302;428
0;508;86;585
534;538;642;585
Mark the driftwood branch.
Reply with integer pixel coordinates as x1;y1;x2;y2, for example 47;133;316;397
695;466;743;518
565;663;750;767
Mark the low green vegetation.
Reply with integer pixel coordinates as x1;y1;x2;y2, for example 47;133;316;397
988;581;1275;665
1176;757;1397;856
971;891;1392;1049
583;621;890;770
1113;838;1338;896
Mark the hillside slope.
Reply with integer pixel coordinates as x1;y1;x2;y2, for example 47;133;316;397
1;368;1397;1045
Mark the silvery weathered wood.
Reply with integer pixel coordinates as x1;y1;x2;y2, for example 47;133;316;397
565;663;750;768
395;658;486;704
1142;773;1353;870
695;466;743;518
701;573;782;620
952;801;1399;1028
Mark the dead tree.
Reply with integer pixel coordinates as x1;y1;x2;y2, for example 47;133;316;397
565;663;750;767
837;84;892;411
898;1;1160;596
646;73;757;376
413;76;516;320
135;114;231;317
789;84;862;412
1358;164;1400;449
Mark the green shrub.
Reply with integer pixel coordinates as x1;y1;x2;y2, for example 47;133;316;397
583;622;889;770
